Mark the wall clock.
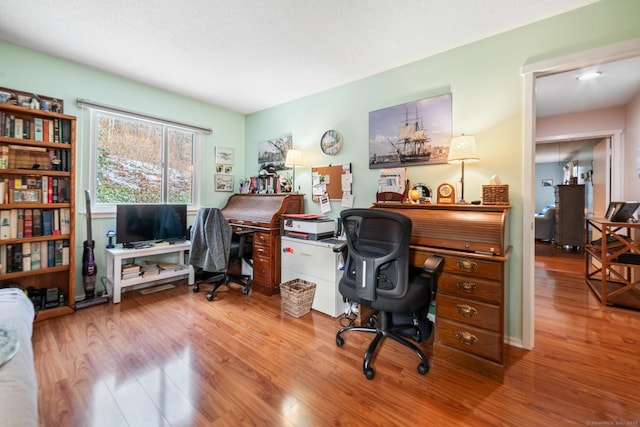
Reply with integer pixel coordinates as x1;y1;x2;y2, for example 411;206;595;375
320;130;343;155
437;183;455;204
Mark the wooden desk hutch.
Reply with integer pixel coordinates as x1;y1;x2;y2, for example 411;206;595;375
221;193;304;296
372;203;511;382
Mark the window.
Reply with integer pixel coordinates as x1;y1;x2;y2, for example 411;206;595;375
91;110;197;207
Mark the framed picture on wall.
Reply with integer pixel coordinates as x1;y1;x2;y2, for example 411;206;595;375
215;174;234;192
215;147;235;164
542;179;553;187
368;93;452;169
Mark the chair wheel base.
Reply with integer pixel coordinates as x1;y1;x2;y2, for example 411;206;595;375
206;293;214;301
417;363;429;375
364;367;375;380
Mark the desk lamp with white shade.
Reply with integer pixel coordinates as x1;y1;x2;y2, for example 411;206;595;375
447;134;479;204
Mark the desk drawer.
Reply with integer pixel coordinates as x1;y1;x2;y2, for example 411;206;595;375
253;231;271;246
438;274;502;304
253;242;272;259
437;294;501;332
253;253;274;284
437;318;502;363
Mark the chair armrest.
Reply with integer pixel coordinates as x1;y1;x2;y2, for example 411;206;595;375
422;255;444;275
333;241;347;253
232;229;255;259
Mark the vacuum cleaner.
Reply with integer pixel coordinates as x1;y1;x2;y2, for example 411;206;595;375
75;190;109;309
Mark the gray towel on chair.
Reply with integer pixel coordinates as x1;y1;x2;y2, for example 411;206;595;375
189;208;232;272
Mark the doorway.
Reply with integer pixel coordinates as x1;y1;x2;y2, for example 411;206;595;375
522;37;640;350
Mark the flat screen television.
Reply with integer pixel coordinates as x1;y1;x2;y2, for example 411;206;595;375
116;204;188;246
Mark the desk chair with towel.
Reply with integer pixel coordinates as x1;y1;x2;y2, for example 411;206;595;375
335;208;443;380
189;207;252;301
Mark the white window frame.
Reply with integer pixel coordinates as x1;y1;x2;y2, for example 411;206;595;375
78;99;211;215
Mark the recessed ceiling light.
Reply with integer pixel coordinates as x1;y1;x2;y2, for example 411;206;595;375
577;71;602;81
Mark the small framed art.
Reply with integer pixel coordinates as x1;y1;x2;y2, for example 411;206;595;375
10;189;41;203
215;147;235;165
215;174;234;192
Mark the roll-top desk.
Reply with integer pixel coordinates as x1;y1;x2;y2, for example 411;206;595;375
373;203;511;382
221;193;304;296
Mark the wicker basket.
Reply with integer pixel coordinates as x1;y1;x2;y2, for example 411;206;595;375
280;279;316;317
482;184;509;205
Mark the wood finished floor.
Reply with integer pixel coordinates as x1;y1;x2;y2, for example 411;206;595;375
31;242;640;426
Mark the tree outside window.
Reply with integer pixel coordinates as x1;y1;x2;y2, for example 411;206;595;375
94;111;194;205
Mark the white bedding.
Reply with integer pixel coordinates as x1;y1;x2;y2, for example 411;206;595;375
0;288;38;427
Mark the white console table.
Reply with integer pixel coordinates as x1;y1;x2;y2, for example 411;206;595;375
280;236;347;317
105;242;194;304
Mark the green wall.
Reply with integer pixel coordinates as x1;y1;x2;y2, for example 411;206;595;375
0;41;246;298
244;0;640;342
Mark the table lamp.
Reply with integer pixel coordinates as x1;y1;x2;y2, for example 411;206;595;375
448;134;479;204
285;149;303;192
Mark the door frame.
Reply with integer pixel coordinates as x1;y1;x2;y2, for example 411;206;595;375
521;37;640;350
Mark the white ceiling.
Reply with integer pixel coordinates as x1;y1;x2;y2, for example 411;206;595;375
0;0;598;114
535;55;640;163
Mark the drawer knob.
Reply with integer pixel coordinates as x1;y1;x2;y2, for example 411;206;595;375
456;281;477;294
455;331;478;346
456;260;478;272
455;304;478;318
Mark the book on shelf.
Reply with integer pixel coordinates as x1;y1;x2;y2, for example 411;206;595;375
140;260;161;276
0;210;10;240
5;243;22;273
23;208;33;238
53;209;60;235
42;209;53;236
14;118;23;140
59;208;70;235
32;208;42;236
40;241;48;269
10;209;17;239
121;263;140;274
31;242;41;270
17;208;24;238
156;262;186;271
62;240;69;266
21;242;31;272
47;240;55;267
33;118;43;142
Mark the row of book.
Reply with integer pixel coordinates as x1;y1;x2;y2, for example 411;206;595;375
120;261;165;280
0;113;72;144
0;145;72;172
0;239;70;274
0;208;71;240
0;176;70;204
244;175;283;194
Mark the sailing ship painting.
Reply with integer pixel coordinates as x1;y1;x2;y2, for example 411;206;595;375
368;93;452;169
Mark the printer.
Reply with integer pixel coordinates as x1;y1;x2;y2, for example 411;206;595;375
283;215;335;240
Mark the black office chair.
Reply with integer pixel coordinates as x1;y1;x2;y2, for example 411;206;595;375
188;207;253;301
335;208;443;380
